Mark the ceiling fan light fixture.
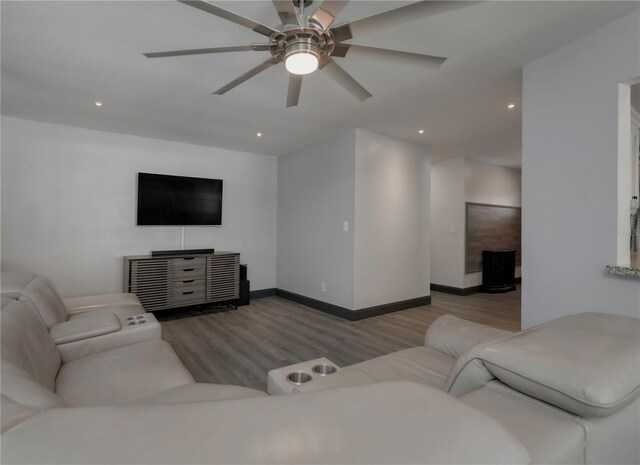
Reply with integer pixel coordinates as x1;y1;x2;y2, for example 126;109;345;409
286;52;318;75
284;38;320;75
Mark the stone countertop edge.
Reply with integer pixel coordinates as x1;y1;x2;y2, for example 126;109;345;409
605;265;640;278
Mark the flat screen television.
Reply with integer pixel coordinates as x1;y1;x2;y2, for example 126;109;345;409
137;172;223;226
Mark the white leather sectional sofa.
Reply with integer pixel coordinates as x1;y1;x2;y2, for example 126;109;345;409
1;271;639;464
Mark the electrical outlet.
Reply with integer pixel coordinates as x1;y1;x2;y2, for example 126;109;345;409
321;282;326;293
343;221;349;232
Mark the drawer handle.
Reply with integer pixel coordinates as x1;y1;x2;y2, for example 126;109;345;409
183;257;195;261
183;268;195;272
183;280;194;283
182;291;194;295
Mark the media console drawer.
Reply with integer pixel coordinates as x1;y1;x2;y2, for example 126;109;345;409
124;252;240;312
172;266;205;281
169;256;206;268
173;278;205;289
171;287;206;305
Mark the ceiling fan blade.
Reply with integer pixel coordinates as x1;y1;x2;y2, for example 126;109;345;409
272;0;301;26
287;74;303;108
178;0;279;38
331;1;478;42
310;0;349;30
332;44;446;68
321;58;371;101
213;57;281;95
144;44;270;58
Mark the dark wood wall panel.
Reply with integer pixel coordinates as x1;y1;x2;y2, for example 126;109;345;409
466;203;521;273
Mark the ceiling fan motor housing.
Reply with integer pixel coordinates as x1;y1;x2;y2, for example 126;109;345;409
284;34;320;61
271;28;334;64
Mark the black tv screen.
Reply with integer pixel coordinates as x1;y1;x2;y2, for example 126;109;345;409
137;173;223;226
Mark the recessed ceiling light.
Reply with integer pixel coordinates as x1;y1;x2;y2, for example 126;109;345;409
507;103;516;109
94;101;103;107
418;129;425;134
256;132;262;137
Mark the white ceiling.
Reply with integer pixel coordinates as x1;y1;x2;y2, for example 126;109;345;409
2;1;638;167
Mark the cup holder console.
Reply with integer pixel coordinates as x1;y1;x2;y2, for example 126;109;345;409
287;372;312;385
126;315;148;326
286;364;338;386
312;364;337;376
268;357;341;394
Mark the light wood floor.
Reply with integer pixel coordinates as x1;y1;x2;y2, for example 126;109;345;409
159;288;521;391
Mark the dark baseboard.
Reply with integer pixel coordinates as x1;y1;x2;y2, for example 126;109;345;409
250;288;276;299
275;289;431;321
430;284;481;296
431;278;521;296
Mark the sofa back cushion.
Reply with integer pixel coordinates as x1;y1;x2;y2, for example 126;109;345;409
1;271;68;328
479;313;640;418
1;394;44;433
423;315;514;397
1;297;61;391
425;315;513;359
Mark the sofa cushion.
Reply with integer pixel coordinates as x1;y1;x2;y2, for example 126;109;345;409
462;381;585;465
50;312;121;344
0;297;61;390
63;293;141;313
425;314;513;358
0;382;531;465
1;363;67;411
132;383;267;405
1;394;44;433
55;340;194;406
479;313;640;417
1;272;67;328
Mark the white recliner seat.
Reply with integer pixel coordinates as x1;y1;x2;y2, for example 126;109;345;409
0;297;192;410
1;271;143;328
300;312;640;465
0;297;266;420
296;314;512;393
1;271;161;361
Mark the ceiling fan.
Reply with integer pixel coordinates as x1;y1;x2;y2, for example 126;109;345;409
144;0;473;107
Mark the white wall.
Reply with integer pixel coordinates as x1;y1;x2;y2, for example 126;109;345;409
522;11;640;327
277;129;431;311
353;130;431;309
277;130;356;309
430;157;465;288
1;116;277;297
464;158;522;287
430;157;522;289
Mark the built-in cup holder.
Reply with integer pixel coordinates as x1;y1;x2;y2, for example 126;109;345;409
287;372;312;385
312;364;337;376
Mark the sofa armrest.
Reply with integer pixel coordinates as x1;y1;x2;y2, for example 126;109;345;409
50;313;121;345
425;315;513;359
64;293;140;314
